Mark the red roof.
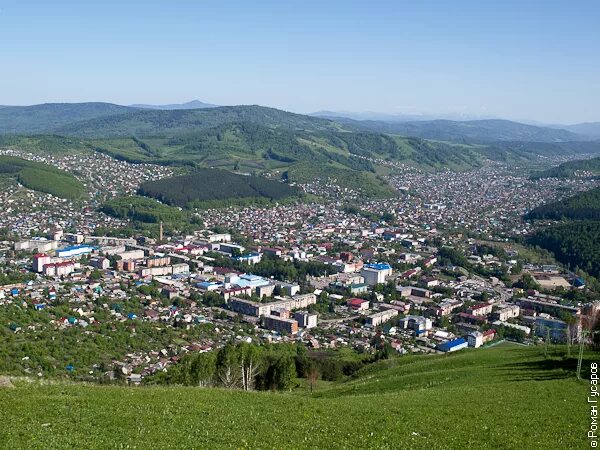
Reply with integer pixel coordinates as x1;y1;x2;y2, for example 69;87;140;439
347;298;369;307
483;329;496;337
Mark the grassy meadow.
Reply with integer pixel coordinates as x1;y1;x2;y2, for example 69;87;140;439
0;344;594;449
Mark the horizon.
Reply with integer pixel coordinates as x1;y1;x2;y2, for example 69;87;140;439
0;1;599;124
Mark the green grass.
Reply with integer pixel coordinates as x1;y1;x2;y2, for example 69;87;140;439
0;155;85;199
0;344;593;449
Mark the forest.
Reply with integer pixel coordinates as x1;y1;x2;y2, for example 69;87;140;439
0;155;85;199
138;168;301;208
527;220;600;278
524;187;600;220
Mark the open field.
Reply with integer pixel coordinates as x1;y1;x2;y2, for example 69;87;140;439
0;344;594;449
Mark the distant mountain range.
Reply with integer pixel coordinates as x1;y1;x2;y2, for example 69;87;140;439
317;116;587;143
128;100;218;110
557;122;600;139
1;101;599;198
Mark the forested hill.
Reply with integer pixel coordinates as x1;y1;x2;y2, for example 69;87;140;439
322;117;585;143
532;156;600;179
56;105;340;138
0;102;132;134
525;187;600;278
525;187;600;221
138;169;301;207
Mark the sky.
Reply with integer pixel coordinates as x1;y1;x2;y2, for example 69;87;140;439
0;0;599;124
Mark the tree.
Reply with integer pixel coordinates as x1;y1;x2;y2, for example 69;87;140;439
216;343;242;389
238;343;261;391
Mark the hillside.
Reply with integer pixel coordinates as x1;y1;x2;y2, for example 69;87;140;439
561;122;600;139
0;155;85;199
333;118;585;143
524;187;600;277
0;102;132;134
525;187;600;220
56;105;340;138
138;169;301;207
527;220;600;277
0;345;591;449
532;156;600;179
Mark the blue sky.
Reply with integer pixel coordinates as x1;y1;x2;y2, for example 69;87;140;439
0;0;598;123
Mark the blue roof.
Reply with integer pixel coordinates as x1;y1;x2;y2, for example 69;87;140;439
60;245;94;251
437;338;467;352
366;263;392;271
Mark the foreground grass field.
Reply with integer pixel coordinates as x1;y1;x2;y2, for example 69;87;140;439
0;344;595;449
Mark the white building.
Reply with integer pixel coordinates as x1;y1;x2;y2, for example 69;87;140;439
467;331;484;348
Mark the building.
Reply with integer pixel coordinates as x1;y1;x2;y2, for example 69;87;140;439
360;263;393;286
437;338;468;353
294;311;318;329
495;304;520;321
366;309;399;328
347;298;370;311
229;294;316;317
33;253;53;273
261;315;298;335
399;315;432;336
90;257;110;270
55;245;94;259
468;303;493;317
482;329;496;343
230;298;270;316
535;317;570;342
467;331;484;348
146;255;171;268
43;261;75;277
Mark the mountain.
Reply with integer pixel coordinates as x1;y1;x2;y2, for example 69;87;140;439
55;105;339;138
311;110;495;122
0;102;133;134
559;122;600;139
128;100;218;110
325;117;586;143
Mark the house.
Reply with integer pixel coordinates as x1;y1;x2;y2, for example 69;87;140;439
346;298;370;311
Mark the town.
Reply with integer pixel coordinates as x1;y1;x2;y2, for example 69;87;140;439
1;148;598;384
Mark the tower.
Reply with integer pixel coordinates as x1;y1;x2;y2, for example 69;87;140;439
159;221;164;241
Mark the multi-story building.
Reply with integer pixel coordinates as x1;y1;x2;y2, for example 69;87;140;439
261;315;299;335
294;311;318;329
366;309;399;327
33;253;53;273
469;303;493;317
495;304;520;321
360;263;393;286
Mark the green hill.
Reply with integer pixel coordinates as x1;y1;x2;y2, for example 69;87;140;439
56;105;339;138
0;155;85;199
0;102;132;134
327;117;585;143
138;169;301;208
0;344;592;449
525;187;600;221
532;156;600;179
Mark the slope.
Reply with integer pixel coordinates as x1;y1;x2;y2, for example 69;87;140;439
332;117;585;143
0;345;591;449
0;155;85;199
532;156;600;179
0;103;133;134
